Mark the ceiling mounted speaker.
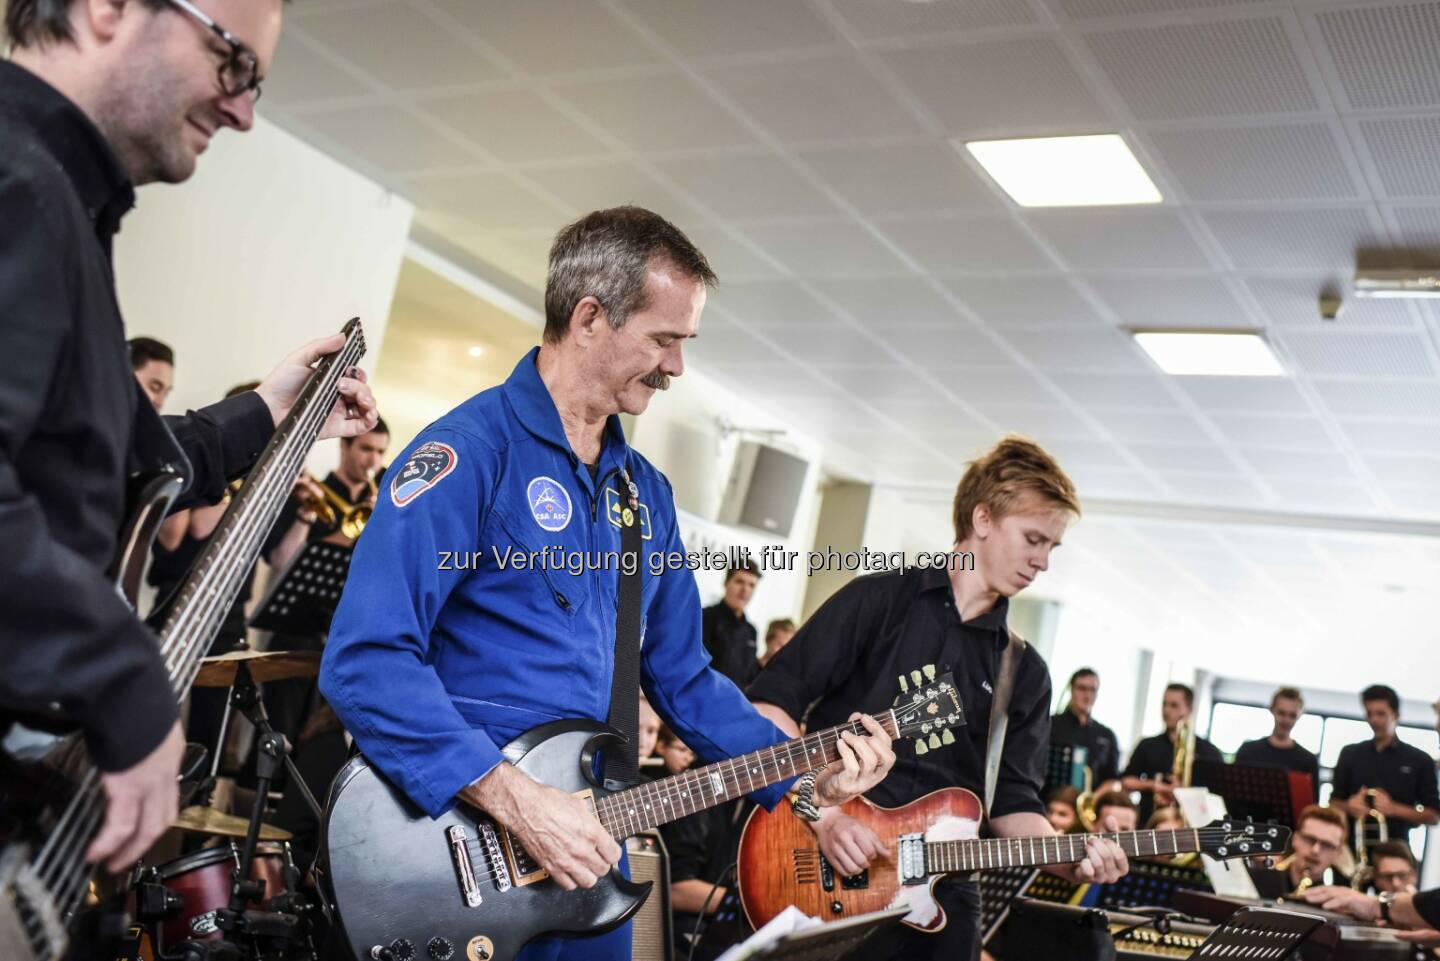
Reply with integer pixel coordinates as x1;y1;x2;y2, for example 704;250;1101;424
718;441;810;539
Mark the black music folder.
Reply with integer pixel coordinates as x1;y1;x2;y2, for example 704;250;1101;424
248;541;353;636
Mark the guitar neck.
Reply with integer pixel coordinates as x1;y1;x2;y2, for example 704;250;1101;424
925;828;1203;875
596;712;897;838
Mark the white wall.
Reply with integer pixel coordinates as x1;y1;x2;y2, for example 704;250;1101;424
114;116;414;480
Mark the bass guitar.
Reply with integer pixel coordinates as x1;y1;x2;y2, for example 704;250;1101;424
737;788;1290;933
321;675;964;961
0;319;367;961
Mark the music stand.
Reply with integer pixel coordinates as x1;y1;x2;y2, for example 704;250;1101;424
1191;906;1337;959
1084;858;1213;911
1192;761;1308;830
248;542;353;635
1044;742;1086;795
981;865;1042;943
725;907;909;961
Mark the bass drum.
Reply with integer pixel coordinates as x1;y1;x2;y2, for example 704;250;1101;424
151;841;292;952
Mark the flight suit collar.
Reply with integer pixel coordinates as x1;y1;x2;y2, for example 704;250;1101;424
503;348;630;481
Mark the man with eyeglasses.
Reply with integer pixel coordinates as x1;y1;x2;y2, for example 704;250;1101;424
1049;667;1121;794
1;0;377;876
1246;804;1349;898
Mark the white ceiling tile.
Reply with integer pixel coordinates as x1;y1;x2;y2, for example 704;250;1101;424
418;89;613;164
291;1;508;92
1200;208;1382;271
432;0;663;76
1389;207;1440;260
1340;419;1440;456
686;327;775;367
879;216;1052;272
1358;116;1440;200
1146;123;1359;202
265;29;373;106
1381;485;1440;517
810;277;966;328
943;276;1107;326
523;162;701;221
1136;443;1237;473
1048;372;1180;408
880;36;1109;134
651;154;840;220
1245;277;1418;328
1000;328;1148;371
298;103;479;172
889;328;1019;370
1087;275;1251;328
425;225;552;288
551;73;760;153
969;404;1104;442
704;53;924;145
1065;466;1165;499
1208;413;1336;449
710;281;840;328
1062;0;1318;18
1313;380;1440;419
711;363;833;400
738;220;909;277
1156;472;1264;504
1044;439;1135;470
838;365;949;402
1369;453;1440;486
684;226;784;282
765;324;895;367
1093;410;1213;444
829;0;1037;39
1177;376;1315;414
1026;210;1210;271
1277;330;1436;378
615;0;841;58
798;143;1001;217
1241;447;1355;479
1085;17;1316;120
405;171;571;230
765;398;893;432
944;369;1065;407
1314;3;1440;111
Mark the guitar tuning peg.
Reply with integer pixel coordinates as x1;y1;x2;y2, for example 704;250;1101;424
914;739;929;756
923;664;936;681
898;675;909;693
910;670;922;686
928;733;941;749
941;729;955;745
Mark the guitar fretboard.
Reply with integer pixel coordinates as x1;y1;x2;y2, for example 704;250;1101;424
926;828;1202;874
594;713;898;839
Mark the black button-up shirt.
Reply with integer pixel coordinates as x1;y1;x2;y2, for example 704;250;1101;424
0;61;273;770
1050;709;1121;784
701;600;760;690
1122;732;1224;823
748;566;1052;818
1331;737;1439;813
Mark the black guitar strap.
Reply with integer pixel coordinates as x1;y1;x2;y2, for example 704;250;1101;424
603;467;643;783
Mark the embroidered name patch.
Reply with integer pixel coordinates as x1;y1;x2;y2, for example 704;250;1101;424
527;476;572;532
391;441;457;507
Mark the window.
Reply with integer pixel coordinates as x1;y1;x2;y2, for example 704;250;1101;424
1320;717;1373;768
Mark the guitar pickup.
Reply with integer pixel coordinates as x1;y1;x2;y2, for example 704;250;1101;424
819;854;835;892
898;833;927;886
448;825;482;907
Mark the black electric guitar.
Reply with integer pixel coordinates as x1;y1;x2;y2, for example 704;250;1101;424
0;320;367;961
320;675;964;961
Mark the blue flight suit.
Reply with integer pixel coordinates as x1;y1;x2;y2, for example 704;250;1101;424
321;349;792;961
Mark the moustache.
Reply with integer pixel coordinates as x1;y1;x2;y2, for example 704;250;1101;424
642;371;670;391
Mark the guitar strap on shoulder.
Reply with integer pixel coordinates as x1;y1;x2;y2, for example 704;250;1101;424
983;629;1027;821
603;467;644;784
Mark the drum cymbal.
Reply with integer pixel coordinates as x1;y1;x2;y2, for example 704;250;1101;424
192;650;320;688
175;805;292;841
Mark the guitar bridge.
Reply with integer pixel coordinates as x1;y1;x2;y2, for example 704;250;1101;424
448;825;482;907
898;833;927;886
479;822;511;892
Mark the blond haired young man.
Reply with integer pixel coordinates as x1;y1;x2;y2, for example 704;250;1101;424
750;436;1129;961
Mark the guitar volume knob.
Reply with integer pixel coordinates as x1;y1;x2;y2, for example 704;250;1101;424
389;940;415;961
428;937;454;960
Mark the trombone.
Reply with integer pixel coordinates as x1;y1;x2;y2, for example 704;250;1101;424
1347;789;1389;891
297;473;376;539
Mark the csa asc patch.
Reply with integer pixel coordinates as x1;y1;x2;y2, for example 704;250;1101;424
390;441;457;507
527;476;572;532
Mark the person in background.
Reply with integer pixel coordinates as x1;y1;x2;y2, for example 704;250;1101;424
1121;683;1222;824
129;336;175;413
638;695;661;763
1235;687;1320;802
1050;668;1121;794
759;617;796;667
1247;804;1348;899
1144;806;1187;863
1091;791;1138;833
1368;840;1419;895
1302;883;1440;947
1046;786;1081;834
701;561;762;688
655;724;696;775
1330;684;1440;852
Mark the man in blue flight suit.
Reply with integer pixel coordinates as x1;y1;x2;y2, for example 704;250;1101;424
321;207;895;961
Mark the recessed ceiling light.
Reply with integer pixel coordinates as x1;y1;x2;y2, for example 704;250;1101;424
1133;331;1284;377
962;134;1162;207
468;345;484;358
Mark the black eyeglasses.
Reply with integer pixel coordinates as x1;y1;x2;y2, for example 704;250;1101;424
165;0;264;102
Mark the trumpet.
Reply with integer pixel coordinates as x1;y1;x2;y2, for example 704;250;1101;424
1348;789;1389;890
1173;717;1197;789
1076;765;1099;832
297;473;375;539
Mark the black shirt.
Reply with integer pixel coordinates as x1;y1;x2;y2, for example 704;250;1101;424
1235;738;1320;802
1416;889;1440;929
747;566;1052;818
1050;709;1120;784
1122;732;1224;823
701;600;760;690
0;61;273;770
1331;738;1440;817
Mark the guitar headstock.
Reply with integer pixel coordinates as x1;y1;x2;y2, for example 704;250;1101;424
891;669;964;754
1194;819;1291;861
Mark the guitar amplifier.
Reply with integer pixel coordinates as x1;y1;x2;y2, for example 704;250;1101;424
627;831;673;961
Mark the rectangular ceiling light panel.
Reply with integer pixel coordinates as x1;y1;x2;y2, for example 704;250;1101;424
1133;331;1284;376
963;134;1162;207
